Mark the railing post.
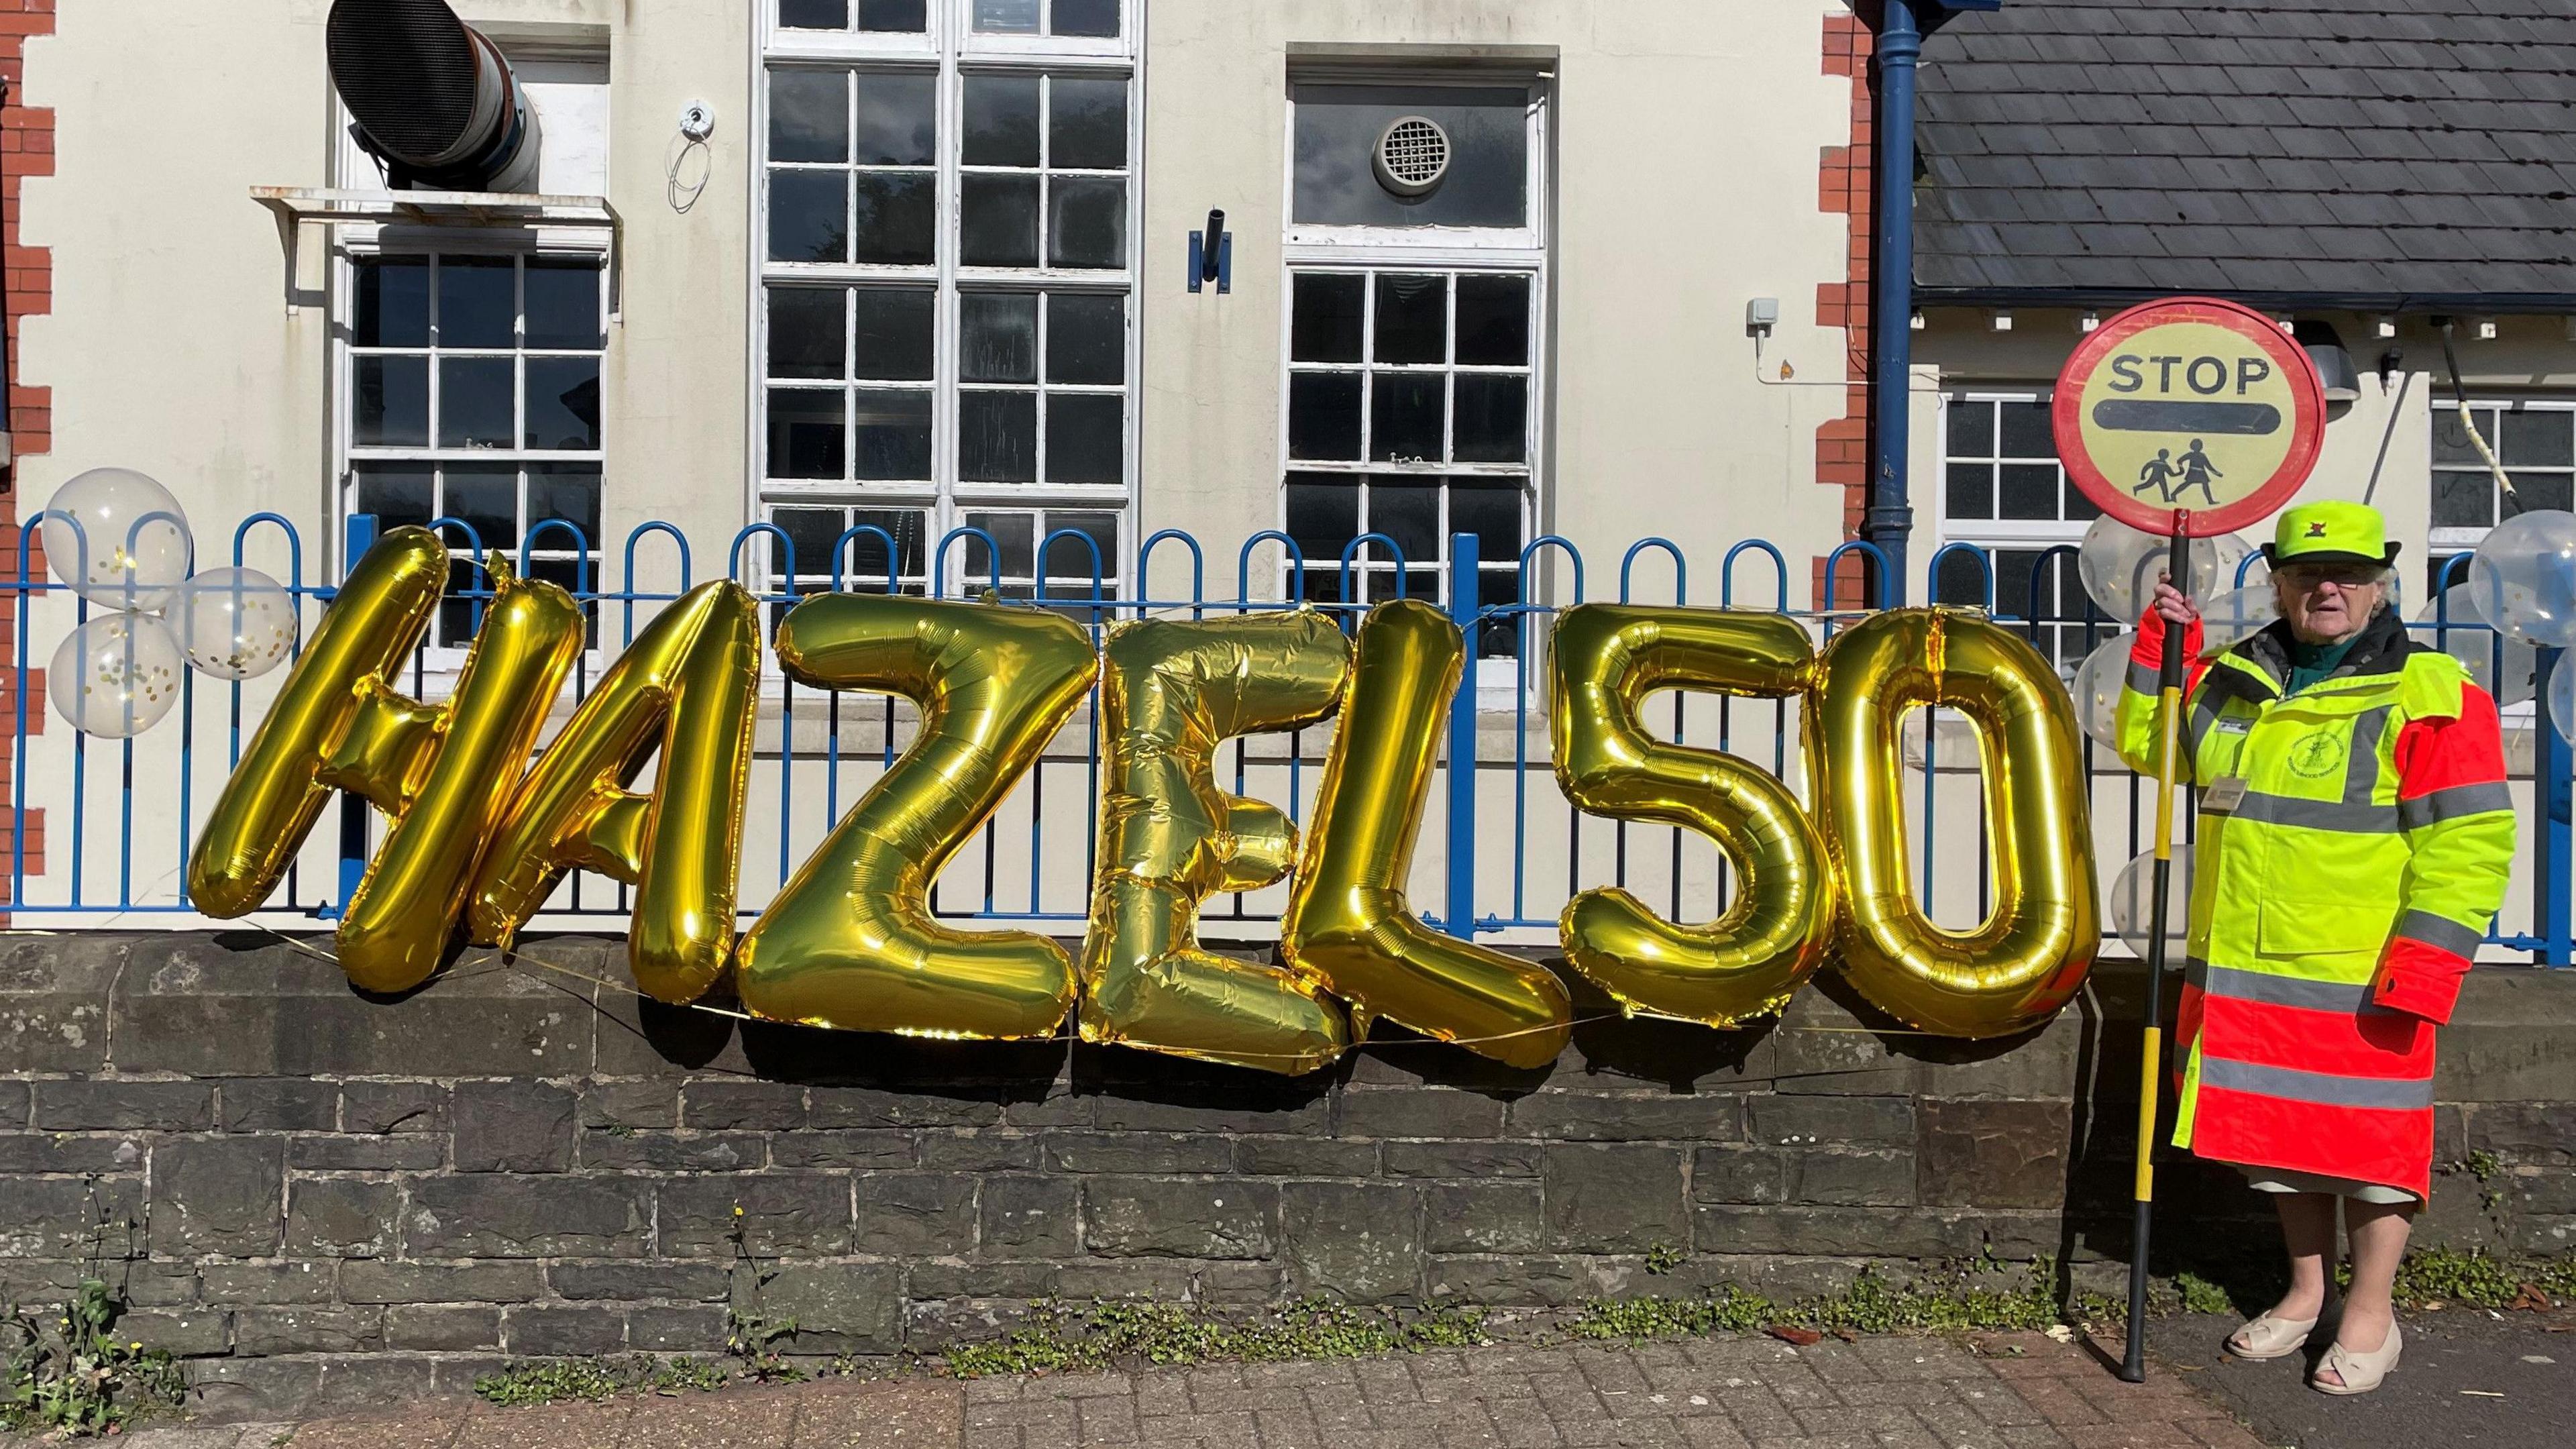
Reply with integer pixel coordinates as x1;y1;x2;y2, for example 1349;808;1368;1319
328;513;379;918
1444;531;1479;939
2538;647;2572;966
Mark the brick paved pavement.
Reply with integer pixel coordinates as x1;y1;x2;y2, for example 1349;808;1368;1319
53;1332;2273;1449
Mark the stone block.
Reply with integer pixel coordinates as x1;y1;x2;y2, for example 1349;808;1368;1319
1053;1258;1195;1301
809;1085;1002;1128
1426;1254;1623;1307
1919;1099;2071;1208
503;1304;629;1356
769;1130;916;1169
1336;1088;1505;1139
1042;1133;1233;1174
1509;1091;1745;1142
453;1080;577;1173
2515;1214;2575;1255
186;1356;325;1423
1748;1094;1915;1146
1083;1178;1276;1258
908;1260;1060;1300
1196;1259;1287;1303
0;934;121;1073
118;1307;231;1357
579;1079;678;1130
1690;1205;1985;1258
34;1079;212;1132
629;1305;728;1352
235;1307;382;1356
406;1175;652;1258
979;1175;1079;1257
339;1080;448;1134
682;1079;809;1130
1789;1148;1917;1207
745;1263;902;1354
916;1130;1040;1171
1381;1140;1543;1179
1281;1182;1422;1304
2;1178;143;1257
285;1177;401;1258
1691;1144;1787;1205
1764;1014;1920;1096
150;1136;286;1256
579;1130;765;1173
199;1261;337;1305
1423;1182;1543;1254
1090;1091;1329;1136
0;1133;143;1173
1001;1087;1093;1128
549;1262;732;1302
2508;1165;2576;1216
1236;1136;1379;1177
2467;1102;2576;1164
384;1305;501;1351
854;1173;979;1256
659;1174;851;1256
288;1134;445;1171
1540;1144;1686;1252
217;1079;337;1132
1915;1019;2081;1099
339;1260;543;1304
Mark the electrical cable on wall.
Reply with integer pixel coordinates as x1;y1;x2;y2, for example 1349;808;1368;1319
2440;317;2519;513
667;101;715;213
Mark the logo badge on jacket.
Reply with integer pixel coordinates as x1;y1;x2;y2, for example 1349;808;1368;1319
2287;730;2346;777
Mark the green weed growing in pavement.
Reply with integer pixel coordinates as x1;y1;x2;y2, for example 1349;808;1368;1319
473;1358;632;1409
940;1298;1490;1379
0;1200;184;1438
1570;1255;2063;1342
724;1203;807;1385
1642;1244;1685;1277
2383;1246;2576;1309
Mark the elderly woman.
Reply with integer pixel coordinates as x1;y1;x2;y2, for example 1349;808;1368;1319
2116;500;2515;1395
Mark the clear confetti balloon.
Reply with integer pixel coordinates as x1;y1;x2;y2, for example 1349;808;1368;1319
2198;586;2278;654
2469;508;2576;649
40;468;193;612
2552;655;2576;747
48;612;186;738
2416;584;2536;707
172;568;300;680
2076;517;2251;623
2068;631;2135;751
2108;847;2192;961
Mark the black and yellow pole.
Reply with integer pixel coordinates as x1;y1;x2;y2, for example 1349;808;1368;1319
2120;513;2192;1383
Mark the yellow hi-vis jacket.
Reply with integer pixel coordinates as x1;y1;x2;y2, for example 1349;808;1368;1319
2115;608;2515;1196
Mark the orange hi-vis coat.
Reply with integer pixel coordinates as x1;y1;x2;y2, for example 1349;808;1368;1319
2116;608;2516;1197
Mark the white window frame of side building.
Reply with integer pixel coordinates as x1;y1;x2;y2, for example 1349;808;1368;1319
2428;396;2576;557
1277;68;1551;687
1930;386;2104;667
749;0;1143;602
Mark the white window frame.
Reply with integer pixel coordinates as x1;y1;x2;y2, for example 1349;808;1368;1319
752;0;1142;601
2430;397;2576;555
1931;388;2106;671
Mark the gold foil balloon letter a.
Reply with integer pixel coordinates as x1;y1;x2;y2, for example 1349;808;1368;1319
733;594;1098;1039
466;581;762;1005
1280;599;1572;1068
1805;609;2099;1037
186;528;586;991
1079;612;1352;1075
1549;604;1833;1027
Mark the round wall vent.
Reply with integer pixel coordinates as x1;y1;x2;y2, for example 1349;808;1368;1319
1374;116;1450;197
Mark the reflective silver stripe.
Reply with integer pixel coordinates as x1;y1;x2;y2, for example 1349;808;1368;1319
2184;700;2224;757
2343;706;2392;808
2199;1057;2435;1111
2230;792;2400;833
2127;658;2161;696
2395;908;2485;960
2398;782;2514;830
2196;963;2394;1016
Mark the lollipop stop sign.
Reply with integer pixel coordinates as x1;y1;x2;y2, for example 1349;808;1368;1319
2053;296;2326;538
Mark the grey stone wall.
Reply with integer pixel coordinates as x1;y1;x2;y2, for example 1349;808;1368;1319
1;934;2570;1421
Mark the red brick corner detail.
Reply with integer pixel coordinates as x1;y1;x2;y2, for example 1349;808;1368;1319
1813;9;1874;613
1;0;57;907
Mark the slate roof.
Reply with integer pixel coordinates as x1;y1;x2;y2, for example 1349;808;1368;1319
1914;0;2576;307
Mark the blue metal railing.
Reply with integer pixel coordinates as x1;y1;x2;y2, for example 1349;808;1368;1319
2;514;2565;967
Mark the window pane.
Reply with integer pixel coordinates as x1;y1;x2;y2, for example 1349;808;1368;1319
1368;479;1440;564
1050;76;1128;170
2502;409;2575;469
1047;393;1123;484
439;257;516;349
527;463;602;545
974;0;1040;33
1053;0;1119;38
1046;293;1124;384
353;462;434;530
853;390;934;479
525;358;602;450
1286;474;1359;563
964;76;1042;168
853;73;936;166
1373;274;1446;364
962;174;1041;266
444;464;520;549
960;392;1038;482
2432;410;2493;468
355;256;429;347
1291;274;1364;364
1454;275;1529;366
1997;462;2056;520
857;0;927;31
2523;475;2576;514
769;287;845;379
2064;480;2102;521
523;260;601;350
768;389;846;478
1947;400;1995;456
1998;401;2055;460
1452;375;1525;464
354;356;429;447
1946;462;1994;519
1372;374;1444;463
1935;550;1991;608
769;170;850;262
780;0;848;30
851;173;936;264
851;288;935;380
439;357;516;448
1288;374;1362;461
2431;472;2495;530
769;70;849;162
1047;177;1127;268
776;506;845;582
842;508;928;588
961;292;1039;383
1450;481;1522;569
1291;85;1529;229
964;514;1038;587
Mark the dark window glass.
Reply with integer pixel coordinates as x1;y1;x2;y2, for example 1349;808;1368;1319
1288;374;1362;461
2523;474;2576;514
1052;0;1119;38
524;358;602;450
1373;274;1446;364
1368;479;1440;565
2432;471;2495;530
853;72;937;166
2065;480;2102;521
1998;400;2055;460
963;512;1037;579
444;463;519;549
769;287;845;379
1046;293;1124;384
353;462;435;530
1948;400;1995;455
355;256;429;347
964;76;1041;168
1291;274;1365;363
2432;411;2489;468
962;174;1041;266
522;260;600;350
1946;462;1994;519
354;356;429;447
857;0;927;31
777;506;845;581
527;463;602;543
1050;76;1127;169
769;70;848;162
1372;374;1444;462
1935;550;1992;608
439;357;517;448
769;170;849;262
1044;511;1120;584
1997;462;2057;521
974;0;1040;33
960;392;1038;482
1450;481;1522;571
1291;84;1529;229
1047;393;1123;484
1453;274;1529;366
1475;553;1521;657
1048;177;1126;268
841;508;929;589
1452;375;1525;463
2502;409;2575;468
961;292;1039;383
768;389;845;478
780;0;847;30
439;257;516;348
852;390;934;479
851;173;936;264
851;288;935;380
1285;474;1358;563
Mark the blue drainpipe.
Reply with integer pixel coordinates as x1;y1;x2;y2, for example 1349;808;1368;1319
1866;1;1999;606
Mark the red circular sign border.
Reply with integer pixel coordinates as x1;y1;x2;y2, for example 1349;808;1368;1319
2051;295;2324;538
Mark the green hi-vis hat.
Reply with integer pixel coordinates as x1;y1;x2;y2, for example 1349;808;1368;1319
2263;500;2402;569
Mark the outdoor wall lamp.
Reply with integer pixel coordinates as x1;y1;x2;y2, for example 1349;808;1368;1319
1188;209;1231;294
